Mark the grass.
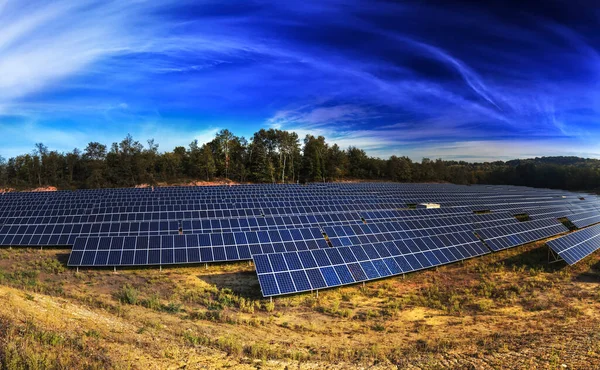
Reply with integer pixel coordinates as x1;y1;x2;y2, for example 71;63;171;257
0;242;600;368
0;315;116;369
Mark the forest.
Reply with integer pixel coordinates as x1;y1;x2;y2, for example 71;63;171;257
1;128;600;192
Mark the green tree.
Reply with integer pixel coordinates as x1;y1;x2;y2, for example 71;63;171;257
200;144;216;180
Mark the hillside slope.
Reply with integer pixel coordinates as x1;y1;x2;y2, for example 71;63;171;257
1;242;600;369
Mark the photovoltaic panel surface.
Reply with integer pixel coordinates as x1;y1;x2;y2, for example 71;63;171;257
476;219;569;251
547;224;600;264
568;211;600;228
253;230;488;296
67;227;330;267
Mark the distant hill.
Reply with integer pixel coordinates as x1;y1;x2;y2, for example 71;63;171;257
506;156;600;167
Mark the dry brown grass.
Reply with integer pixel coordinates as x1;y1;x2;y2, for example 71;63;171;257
1;241;600;369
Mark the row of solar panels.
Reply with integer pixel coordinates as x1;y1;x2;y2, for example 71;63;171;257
0;202;404;219
254;233;489;296
0;184;582;202
5;197;595;225
2;191;585;207
0;203;409;225
0;194;592;213
0;203;592;226
547;224;600;265
10;214;514;244
0;186;582;201
0;211;519;247
0;196;402;212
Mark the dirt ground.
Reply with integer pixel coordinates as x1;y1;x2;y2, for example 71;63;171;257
1;241;600;369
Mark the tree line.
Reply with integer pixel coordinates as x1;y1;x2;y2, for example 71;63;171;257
0;128;599;192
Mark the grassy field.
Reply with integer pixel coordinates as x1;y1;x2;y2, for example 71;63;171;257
1;241;600;369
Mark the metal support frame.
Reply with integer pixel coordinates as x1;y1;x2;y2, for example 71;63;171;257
547;247;563;264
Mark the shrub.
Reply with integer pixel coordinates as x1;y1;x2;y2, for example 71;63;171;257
116;284;139;305
162;302;183;314
264;300;275;312
142;294;161;310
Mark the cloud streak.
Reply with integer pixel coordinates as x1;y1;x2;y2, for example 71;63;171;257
0;0;599;161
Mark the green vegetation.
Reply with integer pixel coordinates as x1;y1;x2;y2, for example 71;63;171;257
2;129;600;191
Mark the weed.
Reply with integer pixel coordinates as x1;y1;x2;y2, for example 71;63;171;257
33;258;66;274
372;323;385;332
142;293;161;310
264;300;275;312
116;284;139;305
162;302;183;314
85;330;101;339
183;331;210;347
216;335;243;357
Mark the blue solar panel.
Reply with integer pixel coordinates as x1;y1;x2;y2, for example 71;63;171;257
67;224;331;267
568;210;600;228
547;224;600;264
476;219;568;251
253;230;489;296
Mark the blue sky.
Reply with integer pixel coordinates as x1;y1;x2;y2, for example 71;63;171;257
1;0;599;161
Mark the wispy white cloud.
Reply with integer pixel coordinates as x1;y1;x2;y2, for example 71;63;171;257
267;104;372;129
400;37;503;112
1;0;599;163
0;1;163;105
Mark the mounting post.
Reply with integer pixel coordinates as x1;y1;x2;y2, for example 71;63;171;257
205;263;208;270
548;247;562;264
316;289;319;299
113;266;116;273
159;265;162;272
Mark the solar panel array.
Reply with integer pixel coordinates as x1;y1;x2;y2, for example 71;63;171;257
1;183;600;297
476;219;569;252
254;230;488;296
547;224;600;265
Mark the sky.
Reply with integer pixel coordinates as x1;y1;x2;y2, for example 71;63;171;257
1;0;599;161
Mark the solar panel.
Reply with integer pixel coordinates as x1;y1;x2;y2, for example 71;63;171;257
66;226;330;267
547;224;600;264
568;210;600;228
476;219;568;251
253;230;489;297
